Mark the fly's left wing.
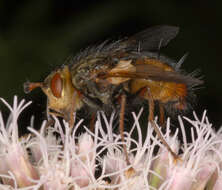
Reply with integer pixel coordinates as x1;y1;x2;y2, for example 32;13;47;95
96;59;203;87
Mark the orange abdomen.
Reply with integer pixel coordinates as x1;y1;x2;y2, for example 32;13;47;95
130;58;188;110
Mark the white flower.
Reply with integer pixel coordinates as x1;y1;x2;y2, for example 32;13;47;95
0;96;222;190
0;96;39;188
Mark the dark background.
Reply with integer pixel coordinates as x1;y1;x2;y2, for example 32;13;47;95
0;0;221;132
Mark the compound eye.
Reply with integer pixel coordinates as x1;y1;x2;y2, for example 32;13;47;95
51;73;63;98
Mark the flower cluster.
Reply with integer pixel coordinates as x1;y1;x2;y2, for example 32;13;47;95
0;96;222;190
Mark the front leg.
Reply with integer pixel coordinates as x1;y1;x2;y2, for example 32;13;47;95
69;90;78;129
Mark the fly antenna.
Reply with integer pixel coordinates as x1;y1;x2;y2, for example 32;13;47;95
24;81;43;93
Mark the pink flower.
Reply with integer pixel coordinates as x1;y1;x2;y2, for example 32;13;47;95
0;96;222;190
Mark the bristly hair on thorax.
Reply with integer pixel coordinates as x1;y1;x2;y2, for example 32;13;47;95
62;37;202;117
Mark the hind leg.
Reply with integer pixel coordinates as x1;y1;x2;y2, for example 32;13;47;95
146;88;179;160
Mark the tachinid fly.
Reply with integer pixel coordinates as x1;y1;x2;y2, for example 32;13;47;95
24;25;203;161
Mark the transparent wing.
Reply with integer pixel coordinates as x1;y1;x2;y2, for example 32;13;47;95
124;25;179;51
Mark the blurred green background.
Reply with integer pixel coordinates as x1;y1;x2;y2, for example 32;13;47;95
0;0;221;131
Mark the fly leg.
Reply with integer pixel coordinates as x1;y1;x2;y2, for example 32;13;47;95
119;94;131;166
44;99;56;129
69;90;79;129
119;94;136;177
146;88;179;160
45;119;55;129
90;113;96;132
159;102;165;127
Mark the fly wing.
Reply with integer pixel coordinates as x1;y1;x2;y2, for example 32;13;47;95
103;62;202;86
135;64;202;85
124;25;179;51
